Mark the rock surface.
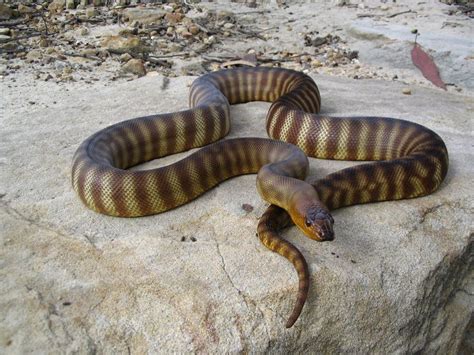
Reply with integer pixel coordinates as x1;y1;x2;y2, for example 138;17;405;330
1;72;472;352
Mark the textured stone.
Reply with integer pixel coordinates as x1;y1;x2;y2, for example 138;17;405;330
0;4;13;20
123;7;166;25
101;35;149;55
0;73;472;353
121;58;146;77
47;0;65;14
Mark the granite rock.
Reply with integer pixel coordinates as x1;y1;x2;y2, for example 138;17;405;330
0;73;472;353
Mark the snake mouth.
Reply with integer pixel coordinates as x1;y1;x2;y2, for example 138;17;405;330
303;206;335;242
312;220;335;241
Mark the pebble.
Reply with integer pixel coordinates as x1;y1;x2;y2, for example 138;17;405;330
26;49;43;62
66;0;75;10
402;88;412;95
18;4;35;14
39;37;49;48
188;25;200;35
0;28;10;35
119;53;133;62
121;58;146;77
165;12;184;24
85;8;98;18
0;4;13;20
48;0;65;14
0;34;10;43
101;35;148;55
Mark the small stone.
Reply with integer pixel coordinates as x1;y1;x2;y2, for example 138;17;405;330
80;27;89;36
205;35;216;44
181;31;193;39
0;35;10;43
18;4;35;14
39;37;49;48
165;12;184;24
26;49;43;62
119;53;133;62
121;58;146;77
311;59;323;68
223;22;235;29
242;204;254;213
101;35;149;55
188;25;199;35
66;0;75;10
175;26;186;35
0;28;10;35
0;4;13;20
85;7;97;18
402;88;412;95
48;0;65;14
123;8;165;25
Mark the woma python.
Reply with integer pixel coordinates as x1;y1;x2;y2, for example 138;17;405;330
71;67;449;328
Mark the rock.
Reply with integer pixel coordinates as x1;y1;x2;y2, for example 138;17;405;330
188;25;200;35
0;4;13;20
26;49;43;62
121;58;146;76
223;22;235;29
66;0;75;10
80;27;89;36
17;4;35;14
0;35;10;43
119;53;133;62
85;7;97;18
0;28;10;35
1;73;472;353
402;88;412;95
180;62;206;75
48;0;65;14
38;37;49;48
165;12;184;24
101;35;149;55
123;8;166;25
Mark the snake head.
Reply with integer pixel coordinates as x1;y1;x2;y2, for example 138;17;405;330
301;206;334;242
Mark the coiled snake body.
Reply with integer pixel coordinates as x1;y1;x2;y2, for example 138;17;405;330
72;67;448;328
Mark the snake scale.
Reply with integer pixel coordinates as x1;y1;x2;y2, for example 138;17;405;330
72;67;449;328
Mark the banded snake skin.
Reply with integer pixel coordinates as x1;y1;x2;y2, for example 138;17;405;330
71;67;449;328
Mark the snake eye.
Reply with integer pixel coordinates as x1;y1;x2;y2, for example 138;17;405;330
305;218;312;227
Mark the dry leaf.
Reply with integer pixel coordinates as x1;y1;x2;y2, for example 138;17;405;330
411;43;446;90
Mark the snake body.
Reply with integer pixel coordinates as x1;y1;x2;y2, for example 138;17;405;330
72;67;448;328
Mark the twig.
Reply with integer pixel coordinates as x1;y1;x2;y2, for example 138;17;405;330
387;9;414;18
148;52;189;59
234;10;271;15
1;32;44;42
357;13;378;18
62;52;103;62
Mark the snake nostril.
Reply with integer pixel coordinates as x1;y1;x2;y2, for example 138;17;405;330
323;230;334;241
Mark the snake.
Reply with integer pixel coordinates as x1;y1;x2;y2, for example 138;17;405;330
71;67;449;328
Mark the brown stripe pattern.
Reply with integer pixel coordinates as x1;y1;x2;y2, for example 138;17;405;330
71;67;449;328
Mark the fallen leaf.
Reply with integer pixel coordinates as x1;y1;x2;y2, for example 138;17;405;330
411;43;446;90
